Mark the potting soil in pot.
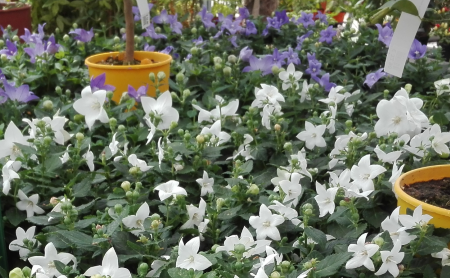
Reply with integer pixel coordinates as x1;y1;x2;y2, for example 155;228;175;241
403;178;450;209
96;56;153;65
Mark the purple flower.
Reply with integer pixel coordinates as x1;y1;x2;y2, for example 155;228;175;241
274;10;290;25
142;23;167;40
213;30;223;39
242;55;273;76
319;26;336;44
312;73;336;92
297;12;315;28
160;46;174;55
0;40;18;59
282;47;300;65
132;4;154;22
144;44;156;52
239;7;250;19
222;18;243;35
21;23;46;43
198;7;216;29
295;31;313;50
245;20;257;36
307;53;317;63
185;54;192;61
2;80;39;103
364;68;386;88
90;73;116;92
24;41;45;64
0;26;9;40
153;9;170;24
168;14;183;35
263;16;283;36
376;23;393;47
192;36;204;46
239;46;253;62
127;84;148;102
408;39;427;59
218;13;234;23
0;69;5;80
229;36;238;48
0;87;7;104
315;11;328;24
266;48;287;68
305;60;322;76
45;36;60;55
69;28;94;43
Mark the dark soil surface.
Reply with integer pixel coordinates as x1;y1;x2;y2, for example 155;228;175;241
403;178;450;209
96;55;156;66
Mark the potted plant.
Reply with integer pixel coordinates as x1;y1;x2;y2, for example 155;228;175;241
394;165;450;229
0;0;32;38
84;0;172;103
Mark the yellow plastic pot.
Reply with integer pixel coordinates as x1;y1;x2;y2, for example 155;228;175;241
85;51;172;103
394;164;450;229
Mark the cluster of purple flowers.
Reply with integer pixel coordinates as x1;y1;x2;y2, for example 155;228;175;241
242;46;301;76
69;28;94;43
0;80;39;104
305;53;336;92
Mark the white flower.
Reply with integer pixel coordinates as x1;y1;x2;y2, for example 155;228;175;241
73;86;109;130
251;84;285;108
249;204;285;240
9;226;39;260
157;137;164;167
279;173;303;207
200;120;230;146
192;96;239;123
299;80;313;103
345;233;379;271
297;268;312;278
229;134;254;161
144;117;156;145
260;104;277;130
434;78;450;96
380;207;416;245
198;219;210;241
279;63;302;90
82;144;94;172
374;240;404;277
141;91;179;130
0;121;30;160
128;154;152;172
60;145;71;164
109;133;119;156
176;237;212;271
374;98;413;137
23;112;71;145
389;163;405;186
350;154;386;191
216;226;271;258
2;160;21;195
16;189;45;217
29;242;77;277
181;198;206;229
314;181;338;217
251;268;268;278
154;180;187;201
268;200;303;227
373;145;402;164
296;121;326;150
196;171;214;196
432;248;450;266
319;86;345;105
146;256;170;277
84;247;131;278
271;168;291;192
398;205;432;229
429;124;450;155
122;202;150;235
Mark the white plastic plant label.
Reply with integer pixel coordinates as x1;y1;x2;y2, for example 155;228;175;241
136;0;150;29
384;0;430;78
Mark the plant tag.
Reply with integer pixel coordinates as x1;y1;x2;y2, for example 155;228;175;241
136;0;150;29
384;0;430;78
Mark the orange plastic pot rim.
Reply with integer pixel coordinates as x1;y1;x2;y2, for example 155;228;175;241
394;165;450;217
85;51;172;70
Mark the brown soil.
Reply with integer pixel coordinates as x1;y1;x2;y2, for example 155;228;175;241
403;178;450;209
96;56;157;66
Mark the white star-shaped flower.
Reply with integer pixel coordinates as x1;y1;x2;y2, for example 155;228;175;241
141;91;179;130
279;63;302;90
154;180;187;201
0;121;30;160
176;237;212;271
181;198;206;229
73;86;109;130
296;121;327;150
314;181;338;217
196;171;214;196
2;160;21;195
128;154;152;172
249;204;285;240
350;154;386;191
374;240;404;277
122;202;150;235
9;226;39;260
28;242;77;277
84;247;131;278
345;233;379;271
16;189;45;218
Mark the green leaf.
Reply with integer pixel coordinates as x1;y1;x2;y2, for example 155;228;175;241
28;215;55;226
53;230;94;251
240;160;253;175
44;154;63;173
417;235;448;255
433;112;449;126
5;208;26;226
73;178;92;197
304;226;327;249
315;252;353;277
391;0;420;16
441;266;450;278
167;268;191;278
218;205;243;220
74;218;97;229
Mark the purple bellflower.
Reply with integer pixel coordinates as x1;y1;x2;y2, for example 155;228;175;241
364;68;386;88
282;47;300;65
319;26;336;44
0;40;18;59
239;7;250;19
295;31;313;50
315;11;328;24
132;4;154;22
2;80;39;103
45;36;60;55
376;23;393;47
408;39;427;59
69;28;94;43
239;46;253;62
306;60;322;76
0;88;7;104
153;10;170;24
90;73;116;92
312;73;336;92
160;46;174;55
263;16;283;36
297;12;315;28
198;7;216;29
192;36;204;46
267;48;287;68
242;55;273;76
222;18;244;36
128;84;148;102
0;69;5;80
144;44;156;52
245;21;258;36
142;23;167;40
229;36;238;48
168;14;183;35
23;37;60;63
274;10;290;25
218;13;234;23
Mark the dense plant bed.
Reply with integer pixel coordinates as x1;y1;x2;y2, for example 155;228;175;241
1;5;450;278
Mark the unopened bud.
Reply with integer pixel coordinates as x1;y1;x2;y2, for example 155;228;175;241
246;184;259;195
157;71;166;81
121;181;131;192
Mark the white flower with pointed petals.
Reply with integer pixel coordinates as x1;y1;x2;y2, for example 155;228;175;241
296;121;327;150
28;242;77;277
345;233;379;271
374;98;413;137
271;168;291;192
314;181;338;217
128;154;152;172
215;226;271;258
432;248;450;266
319;86;345;105
181;198;206;229
251;268;268;278
350;154;386;192
389;162;405;186
141;91;179;130
146;256;170;277
200;120;230;146
73;86;109;130
9;226;39;260
374;240;404;276
435;78;450;96
109;133;119;156
268;200;303;227
398;205;432;229
82;144;94;172
122;202;150;235
16;189;45;217
176;237;212;271
84;247;131;278
429;124;450;155
249;204;285;240
144;117;156;145
2;160;21;195
299;80;313;103
0;121;30;160
196;171;214;196
60;145;71;164
374;145;402;164
154;180;187;201
279;173;303;207
192;96;239;123
251;84;285;108
279;63;302;90
260;246;282;268
380;207;416;245
297;268;312;278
